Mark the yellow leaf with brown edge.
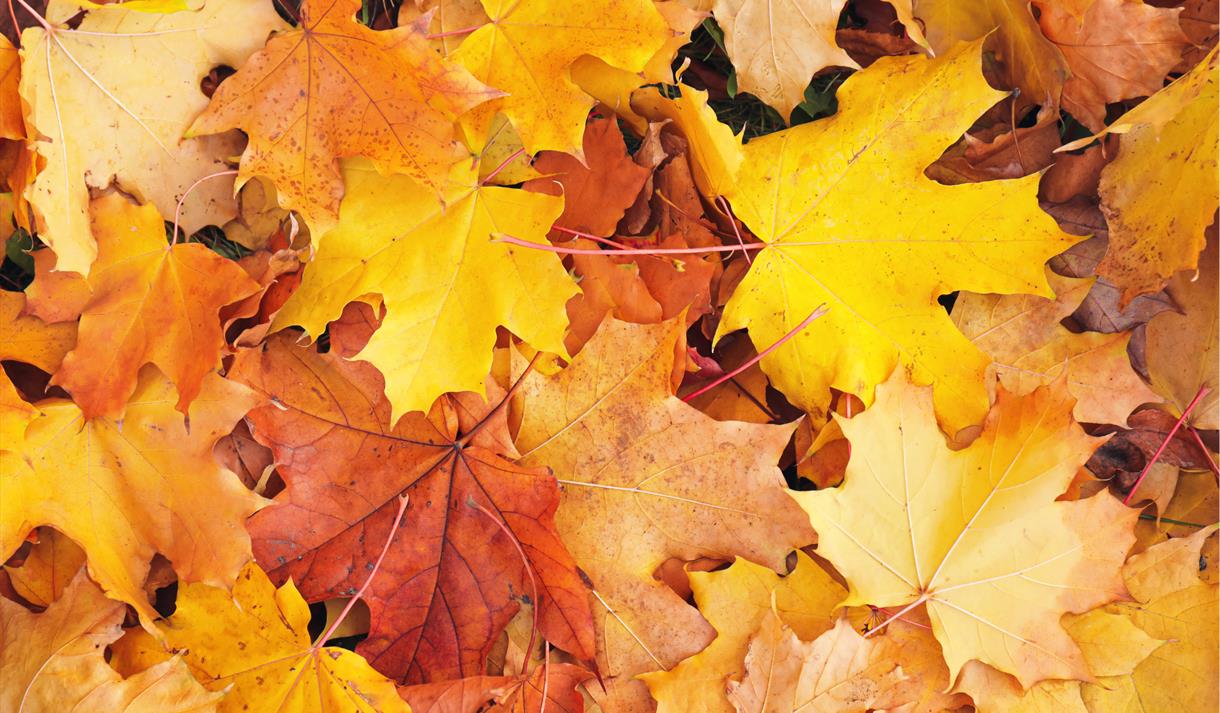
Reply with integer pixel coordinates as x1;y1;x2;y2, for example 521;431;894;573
716;41;1078;433
0;570;221;713
711;0;858;117
162;562;410;713
952;269;1160;426
515;318;814;713
0;368;264;629
640;552;846;713
1061;49;1219;304
18;0;286;275
451;0;670;157
272;158;576;424
796;369;1137;687
51;194;260;420
728;616;908;713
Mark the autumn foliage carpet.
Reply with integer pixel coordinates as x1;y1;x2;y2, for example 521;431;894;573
1;0;1218;711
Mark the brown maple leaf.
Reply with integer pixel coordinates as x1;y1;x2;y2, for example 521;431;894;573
230;330;594;683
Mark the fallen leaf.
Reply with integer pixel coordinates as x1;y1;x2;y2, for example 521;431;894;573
952;269;1160;425
795;369;1137;686
1144;224;1218;429
1;570;222;713
163;562;411;712
18;0;286;274
189;0;497;234
524;116;651;238
272;158;577;423
515;318;814;711
905;0;1069;105
727;616;907;713
711;0;858;117
51;194;260;420
640;552;846;713
1034;0;1190;131
230;332;594;682
0;368;263;627
1063;48;1218;303
451;0;670;156
2;526;85;608
717;41;1078;433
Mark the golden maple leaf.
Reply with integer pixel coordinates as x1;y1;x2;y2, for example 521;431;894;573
717;40;1078;433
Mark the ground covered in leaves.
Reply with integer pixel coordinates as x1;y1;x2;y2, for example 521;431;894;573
0;0;1217;711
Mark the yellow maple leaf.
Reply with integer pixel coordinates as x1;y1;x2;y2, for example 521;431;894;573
717;40;1078;433
0;369;264;628
189;0;499;236
161;562;410;713
17;0;287;275
272;159;576;423
795;369;1138;687
1060;48;1219;304
640;553;846;713
451;0;670;156
711;0;858;117
0;570;222;712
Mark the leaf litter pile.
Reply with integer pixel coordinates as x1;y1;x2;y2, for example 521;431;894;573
0;0;1217;711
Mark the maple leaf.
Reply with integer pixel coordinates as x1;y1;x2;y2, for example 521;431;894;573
523;116;651;239
727;616;908;713
189;0;498;234
17;0;286;275
229;331;594;683
951;269;1160;426
716;40;1078;433
796;369;1138;686
0;368;263;627
0;289;76;376
162;562;411;713
271;159;576;423
1;570;222;712
711;0;858;117
1145;224;1218;430
49;194;260;420
450;0;670;157
1034;0;1190;131
515;317;814;710
639;553;846;713
901;0;1069;106
1061;48;1219;303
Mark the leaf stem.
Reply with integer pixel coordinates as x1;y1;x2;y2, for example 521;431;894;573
681;304;828;403
715;195;751;264
312;494;409;648
480;147;527;186
1124;386;1212;505
427;23;486;39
